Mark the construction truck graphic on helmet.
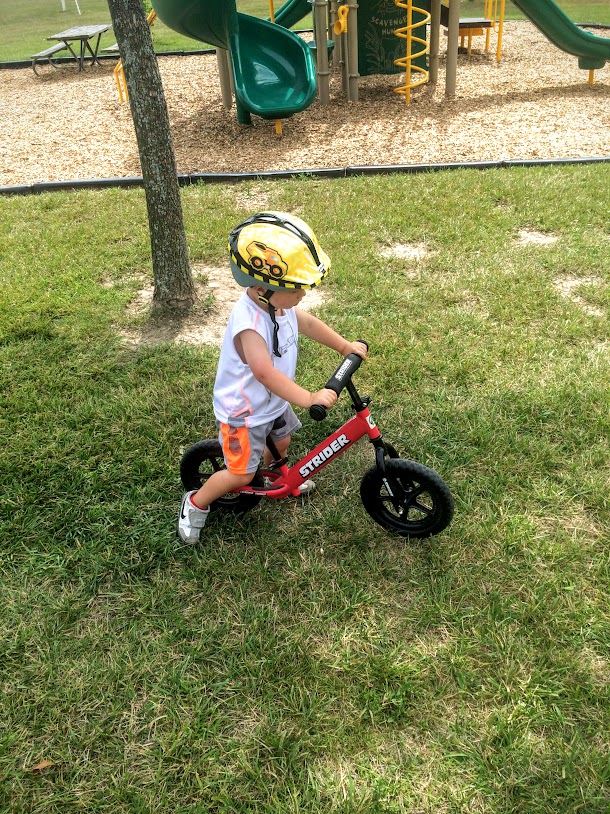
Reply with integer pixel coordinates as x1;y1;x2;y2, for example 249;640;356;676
246;241;288;279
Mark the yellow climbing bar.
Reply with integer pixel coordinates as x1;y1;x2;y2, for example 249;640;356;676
394;0;430;104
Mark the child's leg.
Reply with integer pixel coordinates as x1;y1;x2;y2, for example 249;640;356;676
191;468;255;510
265;407;315;495
179;470;254;544
264;434;291;466
265;407;301;465
178;422;264;543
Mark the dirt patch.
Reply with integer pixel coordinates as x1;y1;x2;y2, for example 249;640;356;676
516;229;559;246
1;22;610;187
380;242;431;261
119;263;329;347
553;274;605;317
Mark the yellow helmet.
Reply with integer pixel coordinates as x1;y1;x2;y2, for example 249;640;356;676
228;212;331;290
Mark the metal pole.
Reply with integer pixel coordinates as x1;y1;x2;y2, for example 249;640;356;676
429;0;440;84
346;0;359;101
331;0;348;96
216;48;233;110
314;0;330;104
446;0;460;96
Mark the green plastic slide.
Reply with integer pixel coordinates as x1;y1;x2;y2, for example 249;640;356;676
511;0;610;70
151;0;316;122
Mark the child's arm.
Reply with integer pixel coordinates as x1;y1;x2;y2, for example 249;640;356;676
239;329;337;410
296;309;368;360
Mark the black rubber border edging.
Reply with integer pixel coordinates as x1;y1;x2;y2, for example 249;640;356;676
2;156;610;196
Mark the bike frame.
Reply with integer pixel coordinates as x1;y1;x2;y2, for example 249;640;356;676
236;401;384;499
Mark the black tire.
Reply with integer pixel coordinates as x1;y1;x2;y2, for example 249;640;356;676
180;440;262;514
360;458;454;538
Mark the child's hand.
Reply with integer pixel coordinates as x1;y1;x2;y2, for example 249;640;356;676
345;340;368;360
309;388;338;410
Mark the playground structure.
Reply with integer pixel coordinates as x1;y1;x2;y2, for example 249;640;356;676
439;0;505;60
141;0;610;127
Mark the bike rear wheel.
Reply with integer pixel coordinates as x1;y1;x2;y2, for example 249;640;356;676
180;440;262;514
360;458;454;538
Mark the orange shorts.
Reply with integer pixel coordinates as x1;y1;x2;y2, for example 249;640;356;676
218;407;302;475
218;424;253;475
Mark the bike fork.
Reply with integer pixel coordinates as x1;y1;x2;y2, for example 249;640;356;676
371;435;404;512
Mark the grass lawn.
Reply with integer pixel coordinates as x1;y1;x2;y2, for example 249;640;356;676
0;0;608;62
1;165;609;813
0;0;309;63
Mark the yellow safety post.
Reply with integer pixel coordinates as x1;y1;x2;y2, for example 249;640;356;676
275;119;283;136
394;0;430;104
269;0;275;23
489;0;505;62
114;10;157;103
114;61;127;103
461;28;484;56
485;0;492;51
588;69;595;85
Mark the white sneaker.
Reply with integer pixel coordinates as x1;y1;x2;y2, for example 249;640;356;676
178;491;210;543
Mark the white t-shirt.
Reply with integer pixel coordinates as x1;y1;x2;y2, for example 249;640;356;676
213;291;299;427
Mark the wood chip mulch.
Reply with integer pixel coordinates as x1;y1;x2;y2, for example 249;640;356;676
1;21;609;187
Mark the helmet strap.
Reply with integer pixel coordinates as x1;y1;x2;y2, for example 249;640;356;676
258;289;281;358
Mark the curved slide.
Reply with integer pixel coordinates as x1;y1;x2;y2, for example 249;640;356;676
151;0;316;122
511;0;610;70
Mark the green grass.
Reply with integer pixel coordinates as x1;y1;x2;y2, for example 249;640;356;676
0;0;608;62
1;165;609;813
466;0;610;22
0;0;309;63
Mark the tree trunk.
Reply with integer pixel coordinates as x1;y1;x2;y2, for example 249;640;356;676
106;0;196;311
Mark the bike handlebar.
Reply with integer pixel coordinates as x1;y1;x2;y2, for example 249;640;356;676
309;340;368;421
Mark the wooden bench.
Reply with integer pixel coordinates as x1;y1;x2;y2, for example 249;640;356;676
102;42;120;54
31;42;70;75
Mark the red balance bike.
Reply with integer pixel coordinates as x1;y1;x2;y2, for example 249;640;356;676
180;345;454;538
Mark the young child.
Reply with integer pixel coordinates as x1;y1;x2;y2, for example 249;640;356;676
178;211;367;543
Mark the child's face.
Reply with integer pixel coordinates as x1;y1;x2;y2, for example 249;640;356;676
268;288;306;310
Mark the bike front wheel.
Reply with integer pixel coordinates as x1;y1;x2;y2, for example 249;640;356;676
180;440;262;514
360;458;454;538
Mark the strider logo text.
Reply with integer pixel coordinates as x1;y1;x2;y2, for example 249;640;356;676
299;434;350;477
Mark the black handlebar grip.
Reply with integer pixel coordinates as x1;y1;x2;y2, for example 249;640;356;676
324;353;363;394
309;403;328;421
308;341;368;421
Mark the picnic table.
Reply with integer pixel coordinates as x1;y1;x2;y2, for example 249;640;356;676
32;24;112;73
